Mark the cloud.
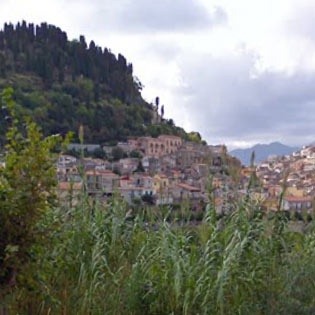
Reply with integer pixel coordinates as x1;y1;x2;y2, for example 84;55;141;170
1;0;314;149
286;2;315;41
174;50;315;147
89;0;227;34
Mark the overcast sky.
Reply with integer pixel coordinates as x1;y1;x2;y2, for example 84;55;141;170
1;0;315;149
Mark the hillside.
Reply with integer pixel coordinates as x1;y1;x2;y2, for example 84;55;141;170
230;142;299;165
0;21;187;144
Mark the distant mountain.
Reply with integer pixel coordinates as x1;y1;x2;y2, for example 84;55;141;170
230;142;300;165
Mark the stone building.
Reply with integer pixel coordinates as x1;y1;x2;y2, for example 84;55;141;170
136;135;182;157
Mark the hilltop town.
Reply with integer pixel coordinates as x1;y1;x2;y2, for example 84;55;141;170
57;134;241;210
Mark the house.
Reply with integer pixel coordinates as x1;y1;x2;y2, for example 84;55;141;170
56;163;79;182
160;154;177;171
153;173;169;193
58;181;82;199
130;174;153;189
58;155;77;165
165;169;184;188
282;195;313;212
176;147;207;168
285;187;305;198
172;183;201;201
141;156;161;174
113;158;139;175
263;198;278;211
83;158;107;170
120;176;132;188
86;170;119;194
119;186;155;204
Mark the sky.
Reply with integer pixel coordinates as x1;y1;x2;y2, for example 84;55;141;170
1;0;315;149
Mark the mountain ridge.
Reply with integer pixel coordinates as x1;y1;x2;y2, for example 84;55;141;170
230;142;300;165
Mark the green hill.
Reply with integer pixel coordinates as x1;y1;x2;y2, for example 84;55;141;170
0;21;187;144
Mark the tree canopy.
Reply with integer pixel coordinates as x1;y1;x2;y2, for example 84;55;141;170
0;22;188;145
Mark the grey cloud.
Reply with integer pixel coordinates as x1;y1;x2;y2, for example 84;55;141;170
175;51;315;146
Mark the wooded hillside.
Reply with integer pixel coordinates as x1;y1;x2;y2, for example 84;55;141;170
0;21;187;144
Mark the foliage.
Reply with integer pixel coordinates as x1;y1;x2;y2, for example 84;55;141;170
0;88;63;300
0;22;188;144
134;160;145;173
112;147;124;161
91;147;106;159
130;149;141;158
3;183;315;314
187;131;202;143
1;101;314;314
141;193;155;205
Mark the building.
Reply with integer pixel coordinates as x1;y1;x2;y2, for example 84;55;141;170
58;181;82;200
68;143;100;152
58;155;77;165
173;183;201;201
113;158;139;175
136;135;182;157
282;195;313;212
86;170;119;195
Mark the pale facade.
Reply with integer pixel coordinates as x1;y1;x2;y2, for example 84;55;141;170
137;135;182;157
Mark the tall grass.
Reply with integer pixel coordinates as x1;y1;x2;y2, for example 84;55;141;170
5;190;315;315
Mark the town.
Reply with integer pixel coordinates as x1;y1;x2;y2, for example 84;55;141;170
57;136;315;214
57;134;232;209
255;145;315;213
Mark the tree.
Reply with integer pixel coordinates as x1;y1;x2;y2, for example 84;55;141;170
92;147;106;159
134;160;145;173
142;193;154;205
188;131;202;143
130;150;141;158
0;88;63;301
112;147;124;161
155;96;159;110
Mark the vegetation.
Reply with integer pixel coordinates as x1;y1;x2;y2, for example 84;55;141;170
4;183;315;314
0;22;188;145
0;88;64;307
1;88;315;314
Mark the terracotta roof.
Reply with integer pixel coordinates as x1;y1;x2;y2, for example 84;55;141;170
85;170;117;176
284;195;312;202
120;176;130;180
